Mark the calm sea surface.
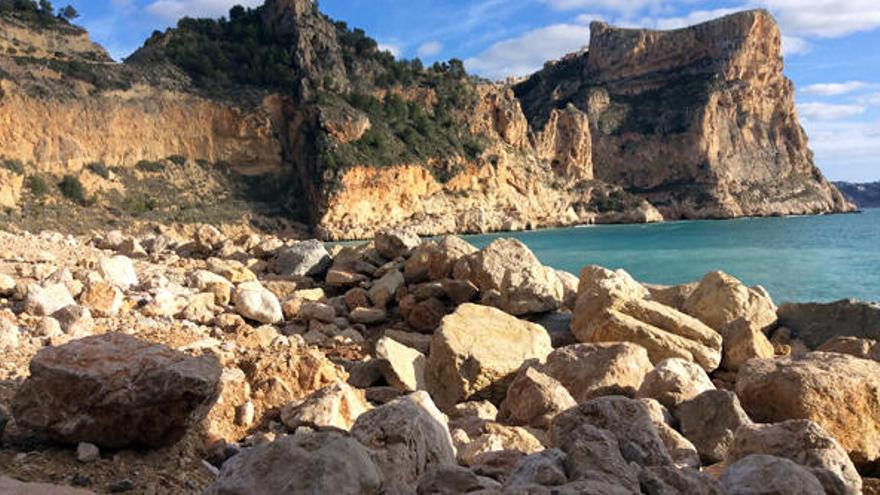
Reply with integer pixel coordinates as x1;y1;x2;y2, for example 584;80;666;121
464;208;880;304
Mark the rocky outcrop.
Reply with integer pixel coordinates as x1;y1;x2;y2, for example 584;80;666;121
516;10;854;222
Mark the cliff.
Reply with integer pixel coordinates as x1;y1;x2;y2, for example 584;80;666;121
515;10;854;220
0;2;855;238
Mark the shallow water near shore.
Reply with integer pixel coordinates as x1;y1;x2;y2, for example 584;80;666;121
464;208;880;304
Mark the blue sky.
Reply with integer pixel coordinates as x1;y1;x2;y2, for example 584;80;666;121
66;0;880;182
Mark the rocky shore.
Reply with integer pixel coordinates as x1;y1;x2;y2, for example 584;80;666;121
0;225;878;494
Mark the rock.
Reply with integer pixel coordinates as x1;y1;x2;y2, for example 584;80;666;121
12;333;221;449
76;442;100;463
721;317;775;371
720;455;825;495
646;283;698;311
325;267;369;287
0;404;8;435
556;270;579;309
52;305;94;337
190;270;233;291
527;312;577;348
498;366;576;428
79;282;123;317
233;282;283;324
349;307;386;325
552;396;672;468
639;466;725;495
207;258;257;284
344;287;370;310
505;449;568;487
0;273;15;296
34;316;62;337
0;477;95;494
459;422;544;465
280;381;371;431
297;301;336;323
98;255;138;288
540;342;653;403
736;352;880;466
453;238;565;315
675;390;752;464
352;391;456;493
416;465;498;494
682;271;777;331
572;266;722;371
425;303;553;410
637;358;715;409
404;297;448;332
384;328;432;355
404;236;478;284
275;239;331;277
368;268;404;309
195;224;226;254
639;398;701;470
0;318;20;349
777;299;880;348
817;335;880;361
728;420;861;495
24;283;75;316
205;431;382;495
550;417;640;490
375;337;426;392
375;229;421;259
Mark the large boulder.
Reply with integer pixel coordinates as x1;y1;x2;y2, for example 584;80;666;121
205;431;382;495
720;455;826;495
550;421;640;490
682;271;777;331
352;392;456;493
720;317;775;372
540;342;653;403
98;255;138;288
375;337;426;392
638;467;725;495
280;381;371;431
736;352;880;467
728;420;861;495
639;398;701;470
571;266;722;371
817;335;880;361
498;366;576;428
675;390;752;464
637;358;715;410
275;239;332;277
233;282;283;324
777;299;880;348
425;303;552;410
551;396;672;468
453;238;564;315
24;283;75;317
375;229;421;259
12;333;221;449
404;236;478;283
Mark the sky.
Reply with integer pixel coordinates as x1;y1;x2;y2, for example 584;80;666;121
64;0;880;182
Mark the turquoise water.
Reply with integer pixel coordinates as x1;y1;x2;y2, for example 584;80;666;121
464;209;880;304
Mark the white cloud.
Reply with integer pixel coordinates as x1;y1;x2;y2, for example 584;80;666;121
801;81;868;96
378;43;401;58
798;102;866;121
640;8;741;30
417;41;443;58
540;0;672;15
145;0;262;21
464;23;591;80
803;119;880;181
781;35;810;56
753;0;880;38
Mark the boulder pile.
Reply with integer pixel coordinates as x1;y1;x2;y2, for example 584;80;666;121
0;226;876;493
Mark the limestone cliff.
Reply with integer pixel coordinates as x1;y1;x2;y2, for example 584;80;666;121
515;10;854;219
0;3;855;239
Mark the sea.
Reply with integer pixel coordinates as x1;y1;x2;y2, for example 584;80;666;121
464;208;880;304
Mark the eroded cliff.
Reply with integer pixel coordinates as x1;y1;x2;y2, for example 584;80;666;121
0;2;855;239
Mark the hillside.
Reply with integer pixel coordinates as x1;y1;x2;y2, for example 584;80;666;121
0;0;855;239
835;182;880;208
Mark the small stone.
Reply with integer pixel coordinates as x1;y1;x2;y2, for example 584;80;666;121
98;255;138;288
24;283;75;316
375;337;426;392
275;239;331;277
298;301;336;323
349;307;386;325
369;269;404;309
637;358;715;409
80;282;124;317
52;305;94;337
109;479;135;493
76;442;100;463
235;401;255;427
233;282;283;324
374;229;421;259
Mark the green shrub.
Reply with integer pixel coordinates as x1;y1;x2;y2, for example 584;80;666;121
123;194;158;215
136;160;165;173
86;162;110;179
25;175;49;196
58;174;85;203
168;155;186;166
1;159;24;175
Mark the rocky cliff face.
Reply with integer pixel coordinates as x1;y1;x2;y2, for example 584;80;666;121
516;10;854;219
0;4;855;239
